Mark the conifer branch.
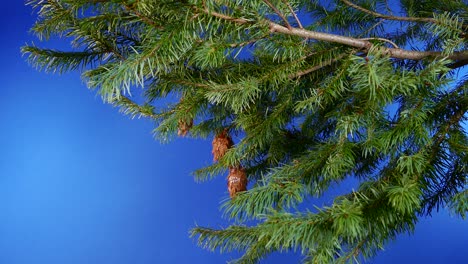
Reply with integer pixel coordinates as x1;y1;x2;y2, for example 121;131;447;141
343;237;368;262
262;0;292;30
199;2;249;25
25;1;468;262
341;0;437;23
282;0;303;29
229;35;269;48
448;59;468;69
383;0;394;16
112;95;159;119
122;3;164;30
269;23;468;61
201;8;468;62
290;53;348;78
432;100;467;148
359;38;399;48
420;103;467;213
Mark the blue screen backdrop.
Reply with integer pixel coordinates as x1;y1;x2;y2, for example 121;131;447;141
0;2;466;263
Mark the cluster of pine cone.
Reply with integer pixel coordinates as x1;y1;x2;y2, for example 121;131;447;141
212;130;247;198
177;119;247;198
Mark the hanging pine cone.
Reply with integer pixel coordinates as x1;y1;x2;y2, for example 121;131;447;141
177;118;193;137
212;130;233;162
227;166;248;198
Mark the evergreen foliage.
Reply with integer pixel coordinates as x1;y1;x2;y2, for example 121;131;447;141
23;0;468;263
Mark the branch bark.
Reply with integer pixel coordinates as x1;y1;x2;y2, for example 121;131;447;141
262;0;292;29
282;0;303;29
290;53;349;79
269;23;468;61
198;6;468;62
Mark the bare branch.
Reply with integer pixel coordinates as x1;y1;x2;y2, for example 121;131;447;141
281;0;303;29
269;23;372;49
359;20;384;37
262;0;292;30
200;7;468;62
270;23;468;61
229;35;269;48
290;53;349;78
341;0;436;23
448;59;468;69
384;0;394;16
359;37;399;48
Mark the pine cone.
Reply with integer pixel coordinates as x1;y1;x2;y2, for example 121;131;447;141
212;130;233;162
227;166;247;198
177;118;193;137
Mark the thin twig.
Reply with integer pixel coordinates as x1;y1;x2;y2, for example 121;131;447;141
198;3;249;25
229;35;269;48
123;4;164;30
360;20;384;37
262;0;292;30
113;95;160;119
290;53;349;78
172;79;210;88
359;37;399;48
383;0;394;16
341;0;436;23
282;0;303;29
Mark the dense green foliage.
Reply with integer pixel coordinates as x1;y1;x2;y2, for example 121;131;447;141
23;0;468;263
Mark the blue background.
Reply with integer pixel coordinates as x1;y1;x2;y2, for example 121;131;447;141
0;2;466;263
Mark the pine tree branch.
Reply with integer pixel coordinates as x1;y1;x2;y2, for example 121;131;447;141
282;0;303;29
383;0;394;16
269;23;468;61
262;0;292;30
343;237;368;262
432;100;467;148
112;95;160;119
229;34;269;48
359;38;399;49
290;53;348;78
25;1;468;261
199;2;250;25
171;79;210;88
87;0;157;33
448;59;468;69
421;113;467;214
122;3;164;30
341;0;437;23
199;7;468;62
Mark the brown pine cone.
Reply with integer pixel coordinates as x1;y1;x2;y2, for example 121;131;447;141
212;130;234;162
227;166;247;198
177;118;193;137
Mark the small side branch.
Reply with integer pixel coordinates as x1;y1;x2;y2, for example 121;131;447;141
341;0;436;23
262;0;292;30
113;95;159;119
448;59;468;69
290;53;349;79
282;0;303;29
198;4;249;24
229;34;269;48
123;4;164;30
359;37;399;48
383;0;394;15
